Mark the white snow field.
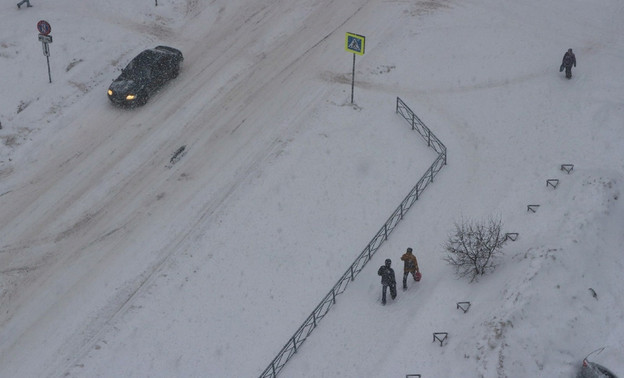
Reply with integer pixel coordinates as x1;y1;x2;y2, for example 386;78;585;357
1;0;623;377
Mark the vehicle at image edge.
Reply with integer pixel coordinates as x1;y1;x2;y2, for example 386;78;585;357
578;348;619;378
107;46;183;107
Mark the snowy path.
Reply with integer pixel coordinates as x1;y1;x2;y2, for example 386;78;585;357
1;0;623;377
1;0;426;376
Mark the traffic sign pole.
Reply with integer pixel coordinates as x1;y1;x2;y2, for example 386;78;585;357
345;33;365;105
351;53;356;104
46;55;51;83
39;36;52;83
36;20;53;83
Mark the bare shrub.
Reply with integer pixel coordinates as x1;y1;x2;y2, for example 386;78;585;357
443;216;507;282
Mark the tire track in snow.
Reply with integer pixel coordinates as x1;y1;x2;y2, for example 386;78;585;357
51;0;378;376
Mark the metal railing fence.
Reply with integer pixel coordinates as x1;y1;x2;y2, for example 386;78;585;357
259;97;447;378
396;96;447;161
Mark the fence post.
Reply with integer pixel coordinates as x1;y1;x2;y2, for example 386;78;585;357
332;288;336;304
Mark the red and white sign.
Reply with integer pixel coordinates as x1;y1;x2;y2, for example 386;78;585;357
37;20;51;35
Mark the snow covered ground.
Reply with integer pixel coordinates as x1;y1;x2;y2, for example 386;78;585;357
1;0;623;377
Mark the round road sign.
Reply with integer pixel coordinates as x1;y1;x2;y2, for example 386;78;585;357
37;20;51;35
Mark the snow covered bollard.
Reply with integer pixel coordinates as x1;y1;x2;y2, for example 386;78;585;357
457;301;471;313
560;164;574;174
546;179;559;189
433;332;448;347
504;233;519;242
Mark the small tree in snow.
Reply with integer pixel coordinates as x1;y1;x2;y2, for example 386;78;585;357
443;216;506;282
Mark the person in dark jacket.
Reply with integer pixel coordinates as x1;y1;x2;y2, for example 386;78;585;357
400;247;420;290
377;259;397;305
560;48;576;79
17;0;32;8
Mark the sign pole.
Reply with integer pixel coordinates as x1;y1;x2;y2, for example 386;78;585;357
345;32;365;105
351;53;356;104
37;20;53;83
46;55;52;83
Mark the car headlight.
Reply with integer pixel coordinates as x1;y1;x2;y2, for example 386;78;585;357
126;94;136;100
107;89;113;96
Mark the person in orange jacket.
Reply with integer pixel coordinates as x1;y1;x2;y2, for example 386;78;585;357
400;247;420;290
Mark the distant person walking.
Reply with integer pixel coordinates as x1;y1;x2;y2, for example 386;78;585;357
400;247;420;290
560;48;576;79
377;259;397;305
17;0;32;8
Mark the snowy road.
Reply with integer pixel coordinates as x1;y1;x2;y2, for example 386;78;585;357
2;0;623;377
1;0;426;376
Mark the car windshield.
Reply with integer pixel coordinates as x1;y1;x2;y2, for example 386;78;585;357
122;65;151;79
121;51;159;79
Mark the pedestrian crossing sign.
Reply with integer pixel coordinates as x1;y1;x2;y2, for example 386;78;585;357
345;33;365;55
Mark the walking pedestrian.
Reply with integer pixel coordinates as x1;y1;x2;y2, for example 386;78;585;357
400;247;420;290
377;259;397;305
560;48;576;79
17;0;33;8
